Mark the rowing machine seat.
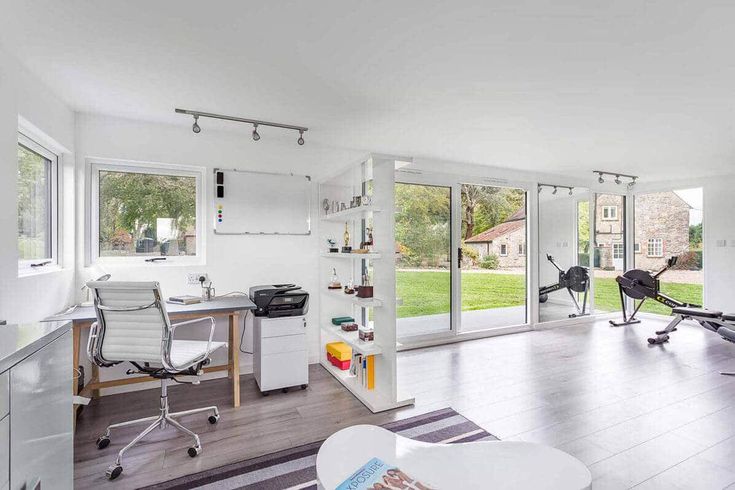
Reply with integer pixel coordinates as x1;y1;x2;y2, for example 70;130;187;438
719;327;735;343
671;307;722;319
722;314;735;322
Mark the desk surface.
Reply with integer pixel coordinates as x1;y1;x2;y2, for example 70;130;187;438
0;321;72;372
43;295;256;323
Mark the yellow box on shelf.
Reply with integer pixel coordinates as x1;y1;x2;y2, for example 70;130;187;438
326;341;352;362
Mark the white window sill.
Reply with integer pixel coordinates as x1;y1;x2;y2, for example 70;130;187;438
18;263;63;278
92;257;206;268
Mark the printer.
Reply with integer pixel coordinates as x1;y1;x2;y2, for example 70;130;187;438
249;284;310;395
249;284;309;318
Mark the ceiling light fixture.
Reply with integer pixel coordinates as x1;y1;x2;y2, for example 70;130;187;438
593;170;638;188
175;108;308;146
538;183;574;196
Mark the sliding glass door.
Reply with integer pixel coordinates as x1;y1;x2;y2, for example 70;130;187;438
395;176;529;343
395;183;453;338
460;184;527;331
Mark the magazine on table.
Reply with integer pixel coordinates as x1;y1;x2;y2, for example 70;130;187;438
336;457;435;490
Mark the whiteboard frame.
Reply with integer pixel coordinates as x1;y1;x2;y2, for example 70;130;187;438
213;168;312;236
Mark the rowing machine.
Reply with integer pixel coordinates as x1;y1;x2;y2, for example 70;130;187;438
539;254;590;318
609;256;700;327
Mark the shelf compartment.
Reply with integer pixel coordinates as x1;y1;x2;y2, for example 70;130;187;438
319;358;414;413
321;325;382;355
321;289;382;308
320;205;381;222
320;252;382;260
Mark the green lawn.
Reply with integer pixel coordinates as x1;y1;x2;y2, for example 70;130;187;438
396;270;703;319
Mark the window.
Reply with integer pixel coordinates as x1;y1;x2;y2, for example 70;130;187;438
634;242;641;254
90;161;203;263
499;243;508;256
602;205;618;220
647;238;663;257
613;242;624;259
518;242;525;255
18;133;58;273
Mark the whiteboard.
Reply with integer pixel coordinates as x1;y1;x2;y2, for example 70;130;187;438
213;168;311;235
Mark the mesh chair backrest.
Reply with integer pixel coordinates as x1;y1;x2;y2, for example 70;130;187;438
87;281;170;364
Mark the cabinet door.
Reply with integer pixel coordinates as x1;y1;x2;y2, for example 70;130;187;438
0;415;8;490
10;331;72;490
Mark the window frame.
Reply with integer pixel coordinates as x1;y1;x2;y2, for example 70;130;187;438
647;238;664;258
87;158;205;266
518;242;525;256
612;242;624;260
17;132;59;276
634;242;641;254
602;205;618;221
499;243;508;256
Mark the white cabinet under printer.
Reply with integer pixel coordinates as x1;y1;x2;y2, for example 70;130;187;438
253;316;309;394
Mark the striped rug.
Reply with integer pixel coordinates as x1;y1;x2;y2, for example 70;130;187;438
140;407;497;490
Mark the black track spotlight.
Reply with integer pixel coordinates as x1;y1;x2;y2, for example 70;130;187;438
552;186;558;195
192;115;201;134
569;187;574;196
614;175;622;185
252;124;260;141
297;130;305;146
598;174;605;184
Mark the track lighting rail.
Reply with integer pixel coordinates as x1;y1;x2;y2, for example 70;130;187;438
175;108;308;145
538;183;574;196
593;170;638;187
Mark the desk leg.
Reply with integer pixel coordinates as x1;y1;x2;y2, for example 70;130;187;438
230;313;240;408
72;322;81;396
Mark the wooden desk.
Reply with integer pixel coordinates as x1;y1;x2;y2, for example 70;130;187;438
43;296;256;408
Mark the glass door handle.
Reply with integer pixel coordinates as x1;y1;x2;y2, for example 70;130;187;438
457;247;462;266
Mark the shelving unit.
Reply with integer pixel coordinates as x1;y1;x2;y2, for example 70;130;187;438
321;205;381;222
320;325;382;355
320;251;382;260
317;154;414;413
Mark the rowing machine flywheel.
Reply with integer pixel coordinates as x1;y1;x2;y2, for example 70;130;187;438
619;269;655;300
564;266;589;293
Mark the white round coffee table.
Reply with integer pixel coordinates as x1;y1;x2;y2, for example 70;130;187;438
316;425;591;489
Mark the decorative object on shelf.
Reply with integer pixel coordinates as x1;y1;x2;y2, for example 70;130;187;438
358;325;375;342
322;198;330;214
327;238;338;253
199;276;215;301
342;222;352;253
328;268;342;289
344;279;356;295
340;202;347;212
356;274;373;298
331;200;338;214
331;316;354;325
353;248;369;254
359;226;374;252
340;322;358;332
326;341;352;370
362;195;372;206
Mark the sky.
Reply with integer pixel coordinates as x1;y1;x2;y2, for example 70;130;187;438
674;188;703;225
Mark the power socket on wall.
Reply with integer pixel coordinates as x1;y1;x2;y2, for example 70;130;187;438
187;272;209;285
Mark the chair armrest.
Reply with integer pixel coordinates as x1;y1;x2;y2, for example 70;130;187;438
163;316;217;371
86;321;99;363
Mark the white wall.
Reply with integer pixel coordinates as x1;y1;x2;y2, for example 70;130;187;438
74;114;362;389
0;46;76;323
538;194;577;288
702;176;735;312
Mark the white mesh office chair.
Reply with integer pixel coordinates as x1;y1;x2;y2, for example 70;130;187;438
86;281;227;480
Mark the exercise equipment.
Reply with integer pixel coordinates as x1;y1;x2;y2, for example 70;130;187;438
648;308;735;374
539;254;589;318
609;256;699;327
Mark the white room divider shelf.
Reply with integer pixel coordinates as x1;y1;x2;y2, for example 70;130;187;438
320;205;381;222
320;252;382;259
318;154;414;413
324;290;383;308
320;325;383;355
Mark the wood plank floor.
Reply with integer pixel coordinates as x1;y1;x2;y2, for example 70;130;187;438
74;317;735;489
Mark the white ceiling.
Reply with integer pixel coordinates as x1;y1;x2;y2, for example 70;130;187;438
2;0;735;179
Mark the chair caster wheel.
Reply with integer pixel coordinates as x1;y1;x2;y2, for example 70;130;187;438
188;446;201;458
282;388;289;393
96;436;110;450
262;391;269;396
106;464;123;480
301;384;308;390
208;414;219;424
